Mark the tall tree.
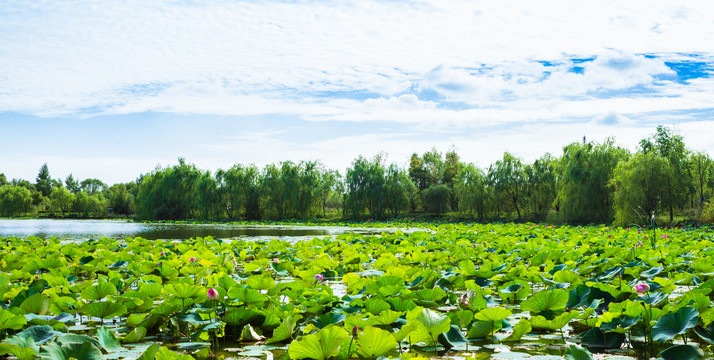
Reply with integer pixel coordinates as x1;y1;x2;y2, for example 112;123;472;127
35;163;52;197
81;178;107;195
345;155;386;218
611;153;673;226
50;186;75;217
489;152;525;219
639;125;691;220
690;152;712;207
454;163;489;220
65;174;80;194
383;164;415;217
557;139;629;224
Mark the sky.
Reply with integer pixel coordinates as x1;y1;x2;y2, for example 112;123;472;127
1;0;714;185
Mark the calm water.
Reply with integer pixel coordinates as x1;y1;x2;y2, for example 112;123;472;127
0;219;378;242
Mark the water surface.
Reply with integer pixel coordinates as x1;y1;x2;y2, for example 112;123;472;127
0;219;378;242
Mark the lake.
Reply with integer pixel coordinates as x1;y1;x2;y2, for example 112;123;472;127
0;219;381;242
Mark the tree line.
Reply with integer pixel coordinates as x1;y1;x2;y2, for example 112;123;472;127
1;125;713;225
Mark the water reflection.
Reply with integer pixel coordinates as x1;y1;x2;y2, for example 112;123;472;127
0;219;376;241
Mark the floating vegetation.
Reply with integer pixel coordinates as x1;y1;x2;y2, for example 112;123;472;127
1;223;714;360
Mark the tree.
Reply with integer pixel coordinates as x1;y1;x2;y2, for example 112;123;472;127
454;163;489;220
639;125;692;220
423;184;452;216
81;178;107;195
557;139;629;224
383;164;416;217
0;173;7;186
442;148;462;210
317;169;341;217
107;183;134;215
50;186;75;217
135;158;201;220
690;152;712;207
345;155;386;218
65;174;80;194
195;171;220;219
35;163;52;197
611;153;673;226
489;152;525;219
523;154;558;219
0;185;33;216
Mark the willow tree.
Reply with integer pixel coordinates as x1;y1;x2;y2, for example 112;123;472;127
557;139;629;224
454;163;489;220
489;152;525;219
611;153;673;226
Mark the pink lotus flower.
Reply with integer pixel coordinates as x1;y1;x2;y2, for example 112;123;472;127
626;227;630;230
207;288;219;300
314;274;323;282
636;240;643;247
161;252;166;256
472;243;477;248
635;283;650;294
661;234;668;239
189;257;196;262
460;294;470;307
272;259;279;264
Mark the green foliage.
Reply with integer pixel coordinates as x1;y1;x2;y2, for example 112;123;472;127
557;138;629;224
611;152;673;226
287;326;349;360
423;184;452;216
0;185;33;217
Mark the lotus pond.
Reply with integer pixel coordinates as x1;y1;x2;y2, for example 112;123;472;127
2;223;714;360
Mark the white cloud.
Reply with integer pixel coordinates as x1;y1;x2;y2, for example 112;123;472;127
2;0;714;181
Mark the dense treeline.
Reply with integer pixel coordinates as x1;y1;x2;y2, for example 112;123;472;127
2;125;714;225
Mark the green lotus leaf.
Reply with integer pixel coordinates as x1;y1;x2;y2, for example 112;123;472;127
227;287;268;307
41;340;104;360
137;344;162;360
436;325;468;351
503;319;531;342
521;289;568;314
122;326;148;343
246;275;276;290
564;345;594;360
267;315;301;344
288;325;350;360
694;322;714;344
154;346;195;360
79;301;127;320
223;307;265;327
0;308;27;331
408;308;451;345
652;307;699;342
164;283;203;300
19;293;52;315
0;342;38;360
581;327;625;348
658;344;703;360
11;325;58;345
363;298;390;315
467;320;501;338
357;326;398;359
312;312;346;329
473;307;510;323
97;326;122;351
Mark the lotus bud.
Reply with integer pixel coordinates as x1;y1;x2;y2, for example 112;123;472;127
314;274;323;282
207;287;219;300
635;283;650;294
352;325;359;338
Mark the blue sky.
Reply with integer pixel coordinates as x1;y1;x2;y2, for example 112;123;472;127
1;0;714;184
